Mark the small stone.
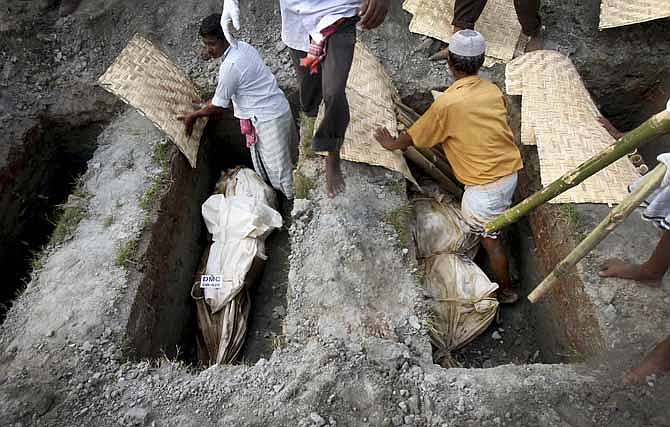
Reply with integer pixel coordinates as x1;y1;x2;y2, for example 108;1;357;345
291;199;311;218
603;304;617;322
310;412;326;427
408;316;421;330
398;401;409;414
399;389;409;397
407;396;420;414
650;416;670;426
122;407;149;426
491;331;502;340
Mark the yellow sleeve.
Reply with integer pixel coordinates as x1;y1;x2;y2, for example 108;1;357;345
406;102;449;149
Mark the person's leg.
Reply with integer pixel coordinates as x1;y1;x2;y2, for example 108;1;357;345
430;0;487;61
481;236;516;303
289;49;322;118
624;336;670;384
452;0;488;30
312;17;357;198
461;173;519;303
513;0;542;51
599;230;670;287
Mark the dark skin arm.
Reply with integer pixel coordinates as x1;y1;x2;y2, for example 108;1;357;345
359;0;390;30
374;127;414;151
598;116;625;140
177;100;227;136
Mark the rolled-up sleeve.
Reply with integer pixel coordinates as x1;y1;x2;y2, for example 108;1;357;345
407;103;449;149
211;62;240;108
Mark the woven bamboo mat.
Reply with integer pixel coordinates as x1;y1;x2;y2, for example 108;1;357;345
98;34;206;168
402;0;421;14
316;43;417;185
405;0;523;65
599;0;670;29
505;50;639;204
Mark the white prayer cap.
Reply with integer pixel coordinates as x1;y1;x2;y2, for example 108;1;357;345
448;30;486;57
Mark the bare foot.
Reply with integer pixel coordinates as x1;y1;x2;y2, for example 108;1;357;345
325;151;345;198
429;25;462;61
624;338;670;384
525;36;542;52
429;47;450;62
598;258;663;287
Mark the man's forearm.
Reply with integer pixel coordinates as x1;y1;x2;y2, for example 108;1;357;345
192;101;227;119
392;132;414;151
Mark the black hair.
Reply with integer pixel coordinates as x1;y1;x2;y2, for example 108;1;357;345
447;51;485;76
200;13;226;41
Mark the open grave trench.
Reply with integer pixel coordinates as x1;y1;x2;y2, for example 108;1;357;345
105;51;643;372
0;89;581;373
0;113;114;323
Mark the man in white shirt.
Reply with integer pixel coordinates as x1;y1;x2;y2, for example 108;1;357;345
179;14;297;199
221;0;390;198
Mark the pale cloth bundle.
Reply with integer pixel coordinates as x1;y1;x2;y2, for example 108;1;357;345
413;185;499;361
193;167;281;365
425;254;499;352
414;198;480;258
201;191;281;312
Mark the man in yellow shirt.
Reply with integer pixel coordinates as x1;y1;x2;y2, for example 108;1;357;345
374;30;523;303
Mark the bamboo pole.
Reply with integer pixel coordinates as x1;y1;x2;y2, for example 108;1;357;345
485;108;670;234
394;100;462;190
405;146;464;197
527;163;667;303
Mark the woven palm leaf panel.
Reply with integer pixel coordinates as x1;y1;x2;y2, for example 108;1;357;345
99;34;206;168
599;0;670;29
505;50;639;204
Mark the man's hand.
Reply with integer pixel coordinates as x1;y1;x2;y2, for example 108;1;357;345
374;127;398;150
359;0;390;30
221;0;240;47
598;116;624;140
177;113;197;136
